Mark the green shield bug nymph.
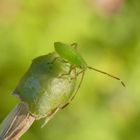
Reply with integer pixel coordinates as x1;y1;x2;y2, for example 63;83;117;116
54;42;87;69
54;42;125;97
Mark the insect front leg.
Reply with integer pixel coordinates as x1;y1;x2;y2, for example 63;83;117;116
49;57;74;79
58;65;74;78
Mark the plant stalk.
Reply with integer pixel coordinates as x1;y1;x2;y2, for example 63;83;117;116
0;103;35;140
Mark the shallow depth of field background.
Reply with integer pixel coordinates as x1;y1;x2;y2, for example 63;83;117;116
0;0;140;140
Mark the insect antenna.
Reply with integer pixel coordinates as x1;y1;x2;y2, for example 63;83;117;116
87;66;125;87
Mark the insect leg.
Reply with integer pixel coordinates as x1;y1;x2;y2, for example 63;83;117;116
60;68;77;110
61;103;70;109
49;57;75;79
61;70;85;110
64;65;73;76
41;107;60;128
71;70;85;101
59;65;74;78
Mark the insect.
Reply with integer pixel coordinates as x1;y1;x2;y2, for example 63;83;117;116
54;42;125;100
0;42;125;139
13;42;125;123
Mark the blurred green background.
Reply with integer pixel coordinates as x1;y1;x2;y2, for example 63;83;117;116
0;0;140;140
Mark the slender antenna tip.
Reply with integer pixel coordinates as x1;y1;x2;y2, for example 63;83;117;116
121;81;126;87
87;66;126;87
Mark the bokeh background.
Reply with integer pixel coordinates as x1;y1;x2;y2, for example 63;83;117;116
0;0;140;140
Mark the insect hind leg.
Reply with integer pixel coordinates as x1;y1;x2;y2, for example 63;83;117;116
41;107;60;128
61;103;70;109
61;70;85;110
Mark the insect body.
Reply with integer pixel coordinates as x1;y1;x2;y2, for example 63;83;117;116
54;42;125;88
54;42;87;69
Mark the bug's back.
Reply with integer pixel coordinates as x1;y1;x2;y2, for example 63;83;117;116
54;42;87;69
